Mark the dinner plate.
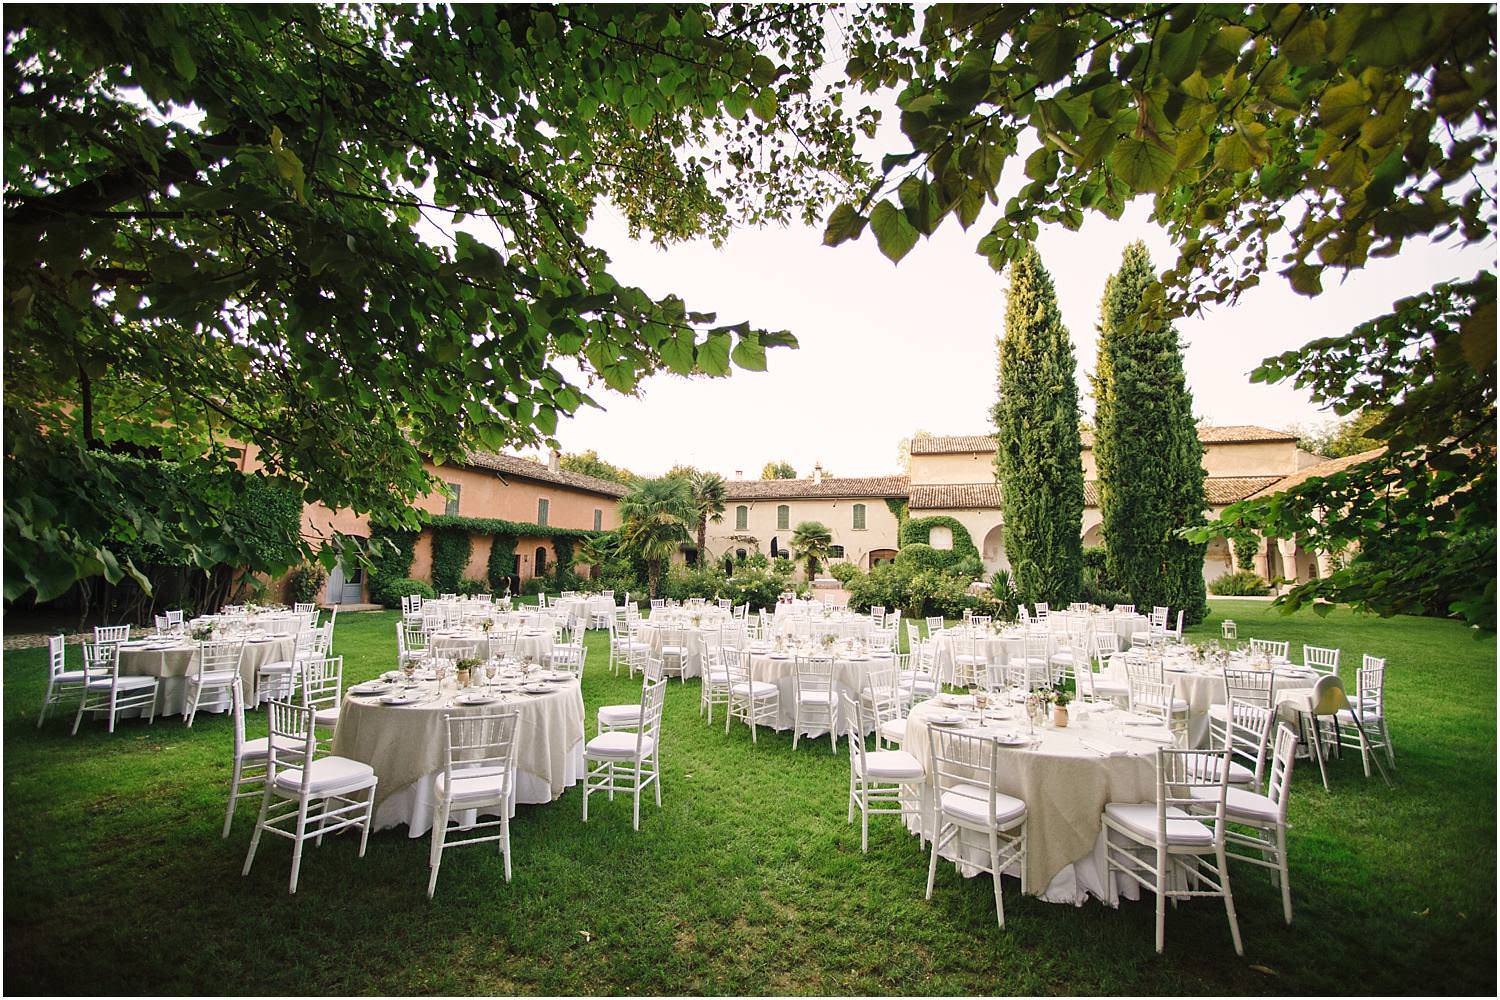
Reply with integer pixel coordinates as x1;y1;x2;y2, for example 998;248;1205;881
454;693;500;706
992;732;1031;746
379;693;420;706
522;683;551;694
766;653;789;660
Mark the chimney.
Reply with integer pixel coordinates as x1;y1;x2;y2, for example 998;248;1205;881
548;449;561;473
733;469;744;480
812;462;823;485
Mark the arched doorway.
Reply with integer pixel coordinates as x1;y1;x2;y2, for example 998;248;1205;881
981;524;1009;574
770;537;780;559
866;548;897;568
534;546;548;578
1081;522;1105;550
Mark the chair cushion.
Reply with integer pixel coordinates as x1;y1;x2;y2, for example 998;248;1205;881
1134;694;1190;713
859;749;925;781
797;690;833;704
85;675;157;691
313;705;341;727
939;783;1027;828
1091;679;1130;697
240;734;305;761
585;731;656;760
597;704;642;726
52;670;93;684
731;681;779;699
1191;755;1256;785
436;765;511;805
1104;801;1214;846
273;755;376;795
194;669;240;687
1189;785;1280;825
879;718;908;744
1335;707;1383;725
258;660;295;674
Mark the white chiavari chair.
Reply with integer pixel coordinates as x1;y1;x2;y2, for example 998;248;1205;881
1302;644;1341;674
222;676;299;838
861;666;908;749
241;701;377;894
427;709;522;897
1104;745;1242;955
726;647;779;744
1208;668;1275;746
658;625;688;683
1247;638;1290;660
698;642;733;725
582;675;667;830
72;641;158;734
925;728;1028;927
793;656;838;752
1190;723;1300;925
302;655;345;747
185;637;246;727
37;634;90;727
841;692;925;852
924;616;944;638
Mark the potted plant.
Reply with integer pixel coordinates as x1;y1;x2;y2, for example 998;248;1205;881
455;657;481;687
1049;682;1071;727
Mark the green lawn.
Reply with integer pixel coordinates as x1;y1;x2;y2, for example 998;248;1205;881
4;600;1495;994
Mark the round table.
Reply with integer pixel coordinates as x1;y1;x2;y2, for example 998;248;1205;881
746;646;892;736
330;673;585;837
430;628;555;664
115;635;295;716
552;595;616;627
903;697;1170;905
1104;652;1320;746
931;629;1026;684
636;622;726;678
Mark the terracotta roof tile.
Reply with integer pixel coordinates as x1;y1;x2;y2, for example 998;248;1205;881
460;452;629;498
1246;447;1386;500
724;476;909;500
909;484;1002;509
910;425;1296;455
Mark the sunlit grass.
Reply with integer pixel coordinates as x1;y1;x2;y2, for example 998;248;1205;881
3;599;1494;994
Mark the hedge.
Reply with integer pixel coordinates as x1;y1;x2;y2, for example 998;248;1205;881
898;515;981;575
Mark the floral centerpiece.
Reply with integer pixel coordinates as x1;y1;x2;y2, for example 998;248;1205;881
1047;682;1071;727
455;657;480;686
189;622;215;642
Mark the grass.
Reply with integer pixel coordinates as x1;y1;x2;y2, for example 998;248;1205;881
3;599;1495;994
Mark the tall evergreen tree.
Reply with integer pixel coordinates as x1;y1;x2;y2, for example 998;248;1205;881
1092;242;1209;623
992;246;1085;605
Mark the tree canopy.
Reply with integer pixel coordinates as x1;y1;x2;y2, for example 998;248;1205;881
559;450;637;486
1094;242;1208;623
3;4;872;600
760;460;798;480
993;246;1085;605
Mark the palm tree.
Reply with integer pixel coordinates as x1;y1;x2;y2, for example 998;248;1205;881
688;470;727;559
791;520;834;581
616;477;693;598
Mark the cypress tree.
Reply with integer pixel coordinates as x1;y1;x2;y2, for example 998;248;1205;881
992;245;1085;605
1092;241;1209;623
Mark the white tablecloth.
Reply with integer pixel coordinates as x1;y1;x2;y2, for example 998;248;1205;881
552;595;615;626
331;676;584;837
636;623;720;678
747;650;890;736
430;629;555;665
115;636;295;716
1104;653;1320;746
903;698;1170;904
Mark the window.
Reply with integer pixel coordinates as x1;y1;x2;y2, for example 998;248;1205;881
593;508;602;531
776;504;789;529
930;525;953;550
735;505;748;530
829;544;845;559
534;546;547;576
444;482;461;516
736;548;747;560
537;498;549;526
852;503;866;530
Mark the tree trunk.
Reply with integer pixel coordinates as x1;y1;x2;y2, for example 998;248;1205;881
647;559;662;599
696;519;707;557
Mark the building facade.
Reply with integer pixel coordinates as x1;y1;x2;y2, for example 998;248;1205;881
288;451;624;604
704;426;1331;589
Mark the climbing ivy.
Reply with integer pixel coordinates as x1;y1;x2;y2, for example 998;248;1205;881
898;515;981;576
429;527;473;594
366;526;419;607
487;535;518;593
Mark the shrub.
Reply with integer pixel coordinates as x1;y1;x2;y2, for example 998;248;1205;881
521;576;550;596
487;535;517;593
743;551;770;570
1209;570;1272;596
828;561;862;586
663;564;729;603
367;527;419;607
380;577;435;606
284;563;327;605
988;568;1019;618
456;576;489;597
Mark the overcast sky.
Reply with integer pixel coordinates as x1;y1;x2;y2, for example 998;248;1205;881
533;197;1490;479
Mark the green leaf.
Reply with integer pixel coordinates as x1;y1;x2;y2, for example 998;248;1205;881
659;333;696;375
1109;137;1175;192
869;199;919;263
751;88;779;123
822;203;867;246
730;333;767;372
697;332;731;376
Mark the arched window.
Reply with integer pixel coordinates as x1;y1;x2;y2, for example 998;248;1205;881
736;548;747;561
852;503;866;530
735;505;748;530
534;546;547;576
776;504;789;529
770;537;779;558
